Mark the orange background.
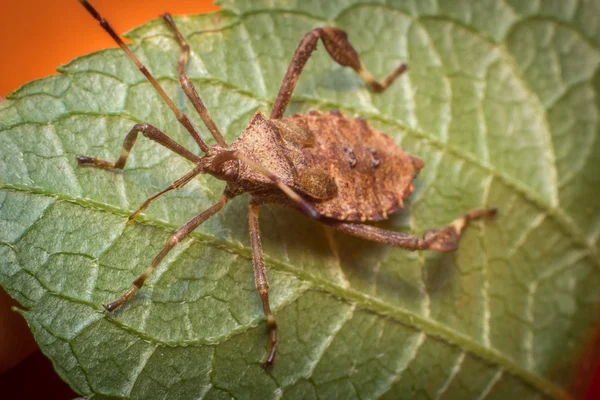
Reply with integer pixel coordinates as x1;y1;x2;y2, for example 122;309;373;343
0;0;220;97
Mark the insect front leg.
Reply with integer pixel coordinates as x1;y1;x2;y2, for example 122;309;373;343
271;27;407;119
77;122;202;170
104;195;230;311
327;208;497;252
248;203;278;367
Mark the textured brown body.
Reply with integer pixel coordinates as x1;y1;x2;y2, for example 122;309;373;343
227;110;424;222
77;1;496;367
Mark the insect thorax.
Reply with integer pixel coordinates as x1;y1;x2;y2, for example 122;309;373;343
220;110;423;222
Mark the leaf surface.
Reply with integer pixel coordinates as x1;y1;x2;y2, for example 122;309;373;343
1;0;599;398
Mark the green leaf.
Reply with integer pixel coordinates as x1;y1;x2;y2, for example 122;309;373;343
1;0;599;398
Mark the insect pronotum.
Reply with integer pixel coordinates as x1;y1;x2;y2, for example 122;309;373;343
77;0;496;366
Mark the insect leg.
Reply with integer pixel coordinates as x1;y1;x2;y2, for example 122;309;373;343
78;0;210;153
127;163;205;223
271;27;407;119
161;13;228;148
104;195;230;312
248;203;278;366
327;208;497;251
77;122;202;170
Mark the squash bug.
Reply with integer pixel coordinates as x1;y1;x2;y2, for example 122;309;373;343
77;0;496;366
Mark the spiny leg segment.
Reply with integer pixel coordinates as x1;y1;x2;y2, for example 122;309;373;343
104;195;229;312
270;27;407;119
327;208;497;251
248;204;278;367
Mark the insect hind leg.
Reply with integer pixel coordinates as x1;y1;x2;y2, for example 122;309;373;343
327;208;497;252
270;27;407;119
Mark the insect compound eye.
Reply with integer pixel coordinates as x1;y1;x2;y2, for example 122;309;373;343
223;168;237;180
367;147;380;168
344;147;357;168
218;160;239;181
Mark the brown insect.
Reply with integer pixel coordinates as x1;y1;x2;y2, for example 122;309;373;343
77;0;496;366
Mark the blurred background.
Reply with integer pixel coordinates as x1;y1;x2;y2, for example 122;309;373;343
0;0;219;97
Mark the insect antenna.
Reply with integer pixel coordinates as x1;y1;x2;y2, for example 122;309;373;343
162;13;228;148
78;0;211;153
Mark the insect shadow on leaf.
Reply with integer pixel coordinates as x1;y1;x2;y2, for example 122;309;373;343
76;0;497;367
